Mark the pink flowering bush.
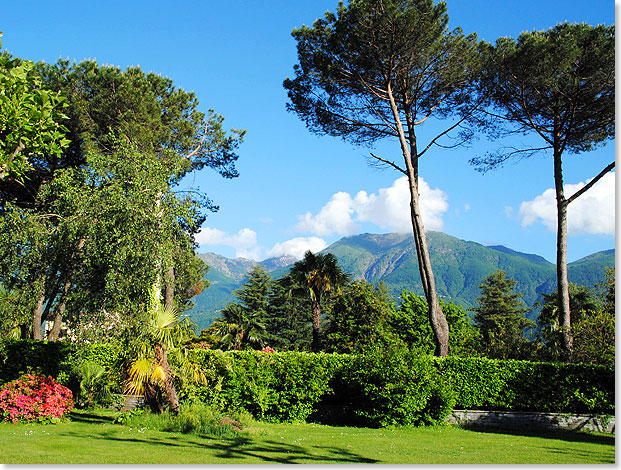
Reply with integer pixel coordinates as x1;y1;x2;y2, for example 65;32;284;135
260;346;276;353
0;374;74;424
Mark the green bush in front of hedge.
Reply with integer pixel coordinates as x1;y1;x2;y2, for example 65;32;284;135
335;348;456;427
434;356;614;414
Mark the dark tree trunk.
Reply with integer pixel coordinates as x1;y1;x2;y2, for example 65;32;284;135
553;150;573;361
311;298;321;351
49;238;85;341
31;275;46;340
154;343;179;414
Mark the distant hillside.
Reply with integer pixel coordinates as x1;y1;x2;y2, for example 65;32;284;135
187;233;614;330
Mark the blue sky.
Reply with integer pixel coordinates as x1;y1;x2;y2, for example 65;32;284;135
3;0;616;263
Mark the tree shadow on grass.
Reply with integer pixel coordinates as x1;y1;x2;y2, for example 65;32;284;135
67;411;115;425
457;423;615;446
58;430;379;464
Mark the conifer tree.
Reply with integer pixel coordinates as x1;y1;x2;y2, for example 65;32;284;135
473;270;535;359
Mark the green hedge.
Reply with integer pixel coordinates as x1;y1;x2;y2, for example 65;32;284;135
182;350;346;422
0;340;614;424
0;339;75;383
434;356;614;414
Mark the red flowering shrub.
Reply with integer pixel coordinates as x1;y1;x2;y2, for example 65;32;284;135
260;346;276;353
0;374;73;424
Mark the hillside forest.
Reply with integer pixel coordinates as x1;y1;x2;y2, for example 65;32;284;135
0;0;615;370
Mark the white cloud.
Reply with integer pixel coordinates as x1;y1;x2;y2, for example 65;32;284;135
295;191;359;236
195;227;261;260
518;171;615;235
267;237;328;260
294;176;448;236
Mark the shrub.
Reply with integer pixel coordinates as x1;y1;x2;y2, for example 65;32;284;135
0;339;75;384
115;403;251;438
336;348;455;427
0;374;74;424
182;350;344;422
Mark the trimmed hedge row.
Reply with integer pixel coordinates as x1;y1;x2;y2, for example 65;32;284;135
434;356;614;414
0;340;614;425
183;349;344;422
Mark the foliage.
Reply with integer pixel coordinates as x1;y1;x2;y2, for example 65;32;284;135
284;0;484;356
0;374;73;423
393;290;479;356
77;362;113;409
287;250;350;350
435;356;614;414
0;38;70;181
537;283;601;361
571;309;615;366
213;266;272;350
184;349;342;422
0;339;75;384
264;276;313;350
472;270;536;359
324;280;402;353
124;300;205;413
0;58;243;340
115;402;251;439
335;348;455;427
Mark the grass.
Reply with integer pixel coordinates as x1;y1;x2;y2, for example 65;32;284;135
0;409;614;464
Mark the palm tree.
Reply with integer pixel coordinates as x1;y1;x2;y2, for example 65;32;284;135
288;251;349;351
125;302;205;414
214;303;267;350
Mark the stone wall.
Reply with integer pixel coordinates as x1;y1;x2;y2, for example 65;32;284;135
448;409;615;434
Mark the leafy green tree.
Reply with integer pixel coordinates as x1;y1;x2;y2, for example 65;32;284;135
537;283;601;361
284;0;483;356
264;277;313;350
471;23;615;360
0;60;244;340
472;270;535;359
597;267;615;315
0;34;70;181
212;266;272;350
571;309;614;365
393;290;479;356
288;251;349;351
324;280;401;353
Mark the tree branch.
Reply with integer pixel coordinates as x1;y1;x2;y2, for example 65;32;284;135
566;161;615;205
368;152;407;174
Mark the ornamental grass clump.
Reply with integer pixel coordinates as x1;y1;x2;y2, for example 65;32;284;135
0;374;73;424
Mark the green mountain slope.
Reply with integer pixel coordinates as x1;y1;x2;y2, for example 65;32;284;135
187;233;614;329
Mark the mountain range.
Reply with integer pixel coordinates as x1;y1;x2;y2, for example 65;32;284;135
189;231;615;330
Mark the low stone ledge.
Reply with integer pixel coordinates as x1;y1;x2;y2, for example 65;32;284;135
448;409;615;434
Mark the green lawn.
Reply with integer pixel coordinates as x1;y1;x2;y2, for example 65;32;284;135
0;410;614;464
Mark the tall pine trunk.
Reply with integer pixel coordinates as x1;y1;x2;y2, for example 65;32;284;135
553;149;573;361
387;83;449;356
